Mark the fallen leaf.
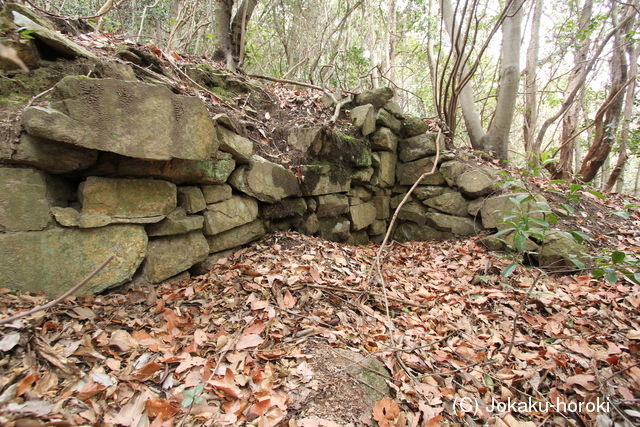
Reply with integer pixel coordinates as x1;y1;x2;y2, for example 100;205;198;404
236;333;264;350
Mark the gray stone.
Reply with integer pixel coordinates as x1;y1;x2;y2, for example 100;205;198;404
288;126;324;154
351;167;374;184
206;220;266;253
399;133;444;163
229;155;301;203
10;11;96;59
0;167;60;232
260;198;307;220
216;126;253;164
167;207;187;220
296;212;319;235
425;212;479;236
402;116;429;138
393;222;453;242
22;76;217;161
376;109;402;133
371;152;397;188
146;215;204;237
468;198;484;217
346;230;370;245
350;104;376;136
317;217;351;242
480;193;546;229
457;167;498;198
348;186;373;201
350;201;377;231
537;230;587;269
370;127;398;152
398;201;428;225
78;214;112;228
300;165;351;196
143;232;209;283
0;225;147;296
440;161;467;187
423;190;469;217
396;157;446;186
383;100;404;118
202;184;233;204
203;195;258;236
316;194;349;218
479;232;540;253
0;133;98;174
354;87;394;109
306;197;317;212
115;153;236;185
414;186;446;200
178;187;206;213
368;220;388;236
80;177;176;223
372;196;390;220
214;113;241;134
51;207;79;227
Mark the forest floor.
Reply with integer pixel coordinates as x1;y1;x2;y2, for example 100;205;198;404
2;31;640;427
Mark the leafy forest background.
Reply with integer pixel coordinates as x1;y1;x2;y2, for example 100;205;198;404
25;0;640;193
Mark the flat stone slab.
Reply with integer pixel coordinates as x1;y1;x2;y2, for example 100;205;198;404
203;195;258;235
79;177;176;223
206;220;266;253
0;225;147;296
0;167;53;232
229;155;301;203
22;76;217;161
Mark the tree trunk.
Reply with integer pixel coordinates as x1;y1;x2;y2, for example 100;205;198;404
554;0;593;179
604;39;638;192
577;3;633;183
212;0;236;71
523;0;543;165
230;0;258;66
479;0;524;162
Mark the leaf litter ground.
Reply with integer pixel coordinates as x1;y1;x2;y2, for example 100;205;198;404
1;228;640;427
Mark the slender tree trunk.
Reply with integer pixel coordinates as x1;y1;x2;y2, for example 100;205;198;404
523;0;543;165
553;0;593;179
577;2;633;182
605;40;638;192
479;0;524;162
230;0;258;65
212;0;236;71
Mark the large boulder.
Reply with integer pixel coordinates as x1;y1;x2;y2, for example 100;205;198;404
354;87;394;109
143;231;209;283
79;177;176;224
457;167;498;198
206;220;266;253
402;116;429;138
21;76;217;161
376;109;401;134
229;155;301;203
0;224;147;295
423;190;469;217
480;193;546;229
536;230;587;269
396;156;446;186
370;127;398;152
216;126;253;164
398;133;444;163
350;104;376;136
425;212;478;236
393;222;453;242
300;165;351;196
316;194;349;218
349;201;377;231
203;195;258;235
371;152;397;188
0;167;70;232
1;133;98;174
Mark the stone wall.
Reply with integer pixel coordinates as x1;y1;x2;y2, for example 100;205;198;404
1;73;505;296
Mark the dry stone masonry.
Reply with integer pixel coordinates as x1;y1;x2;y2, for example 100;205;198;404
0;5;585;295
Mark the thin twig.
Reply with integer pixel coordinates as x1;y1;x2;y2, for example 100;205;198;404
0;255;114;326
502;269;544;364
26;87;54;108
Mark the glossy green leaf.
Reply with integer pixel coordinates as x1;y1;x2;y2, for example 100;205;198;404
502;262;518;278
